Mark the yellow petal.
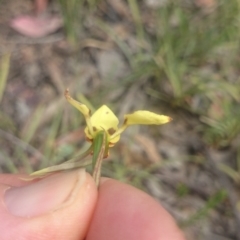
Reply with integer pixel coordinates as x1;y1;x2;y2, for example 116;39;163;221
84;105;120;145
65;89;94;136
124;111;172;126
65;89;90;117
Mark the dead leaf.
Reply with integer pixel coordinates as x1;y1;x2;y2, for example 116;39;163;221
134;134;162;163
195;0;216;8
34;0;49;15
56;129;85;147
10;15;63;38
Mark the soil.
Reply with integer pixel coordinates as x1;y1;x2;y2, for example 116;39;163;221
0;1;239;240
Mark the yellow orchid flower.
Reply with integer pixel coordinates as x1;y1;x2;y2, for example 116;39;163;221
30;89;172;186
65;89;172;147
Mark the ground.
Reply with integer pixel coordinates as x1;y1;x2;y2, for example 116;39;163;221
0;0;240;239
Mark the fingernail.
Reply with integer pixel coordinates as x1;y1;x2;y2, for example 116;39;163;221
4;169;86;217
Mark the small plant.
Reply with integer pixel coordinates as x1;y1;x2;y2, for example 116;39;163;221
31;89;172;186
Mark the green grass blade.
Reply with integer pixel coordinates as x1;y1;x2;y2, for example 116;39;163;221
92;130;107;186
31;144;93;176
21;105;45;143
0;53;10;103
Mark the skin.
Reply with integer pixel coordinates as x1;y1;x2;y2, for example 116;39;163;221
0;169;186;240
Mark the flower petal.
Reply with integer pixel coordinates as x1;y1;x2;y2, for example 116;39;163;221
84;105;120;145
65;89;90;117
124;111;172;125
65;89;94;136
110;111;171;141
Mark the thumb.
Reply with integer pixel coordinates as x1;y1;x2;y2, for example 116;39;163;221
0;169;97;240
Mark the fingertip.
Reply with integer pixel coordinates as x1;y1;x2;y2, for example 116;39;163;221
0;170;98;240
0;173;31;187
87;179;185;240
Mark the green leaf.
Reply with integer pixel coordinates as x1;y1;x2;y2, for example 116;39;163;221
92;130;108;187
31;145;93;177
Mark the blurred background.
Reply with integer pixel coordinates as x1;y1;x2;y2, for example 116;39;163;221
0;0;240;239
